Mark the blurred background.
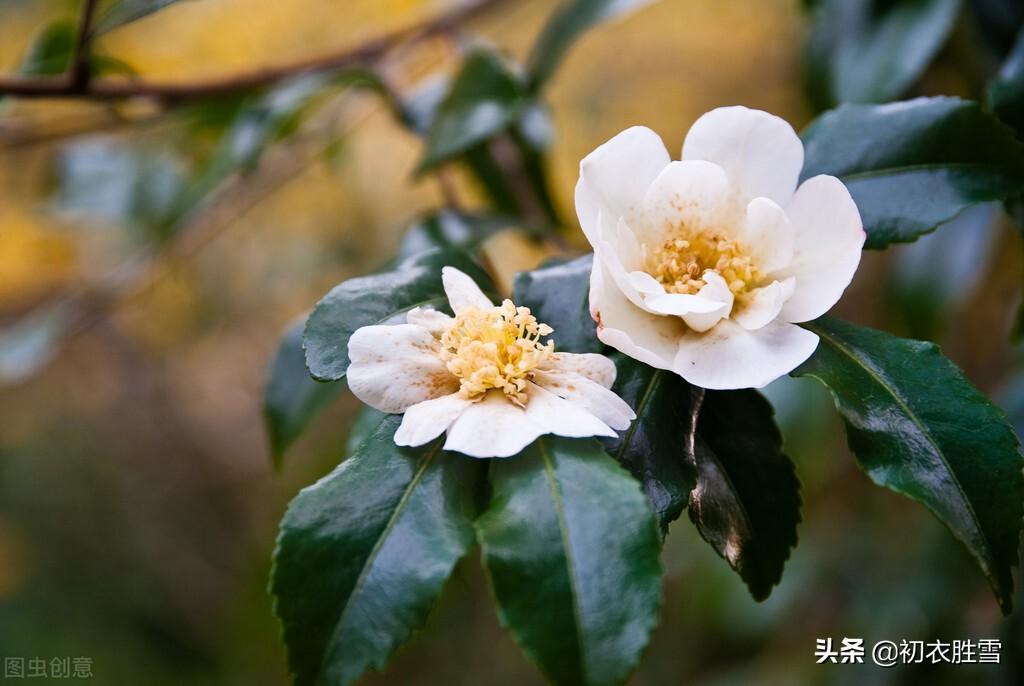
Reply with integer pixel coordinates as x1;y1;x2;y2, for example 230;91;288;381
0;0;1023;684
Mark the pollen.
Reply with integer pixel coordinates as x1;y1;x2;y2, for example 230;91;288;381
645;227;761;297
439;300;554;406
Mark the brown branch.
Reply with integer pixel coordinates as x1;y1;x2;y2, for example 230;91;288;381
70;0;101;88
0;0;509;101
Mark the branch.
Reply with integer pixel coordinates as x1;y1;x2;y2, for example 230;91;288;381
0;0;509;101
70;0;101;88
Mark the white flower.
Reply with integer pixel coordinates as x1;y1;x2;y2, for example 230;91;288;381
576;106;865;390
346;267;636;458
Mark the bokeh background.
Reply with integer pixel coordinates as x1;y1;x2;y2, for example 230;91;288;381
1;0;1023;684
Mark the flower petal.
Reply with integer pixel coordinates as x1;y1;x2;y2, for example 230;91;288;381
442;266;492;314
639;159;736;244
576;126;671;243
443;391;545;458
523;382;617;438
673;319;819;390
681;270;734;333
533;370;635;431
739;197;795;274
347;324;457;413
394;392;473;447
732;278;795;331
682;106;804;206
543;352;618;388
778;175;865;323
406;306;452;335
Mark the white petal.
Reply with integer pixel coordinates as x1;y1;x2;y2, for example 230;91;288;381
523;382;617;438
732;278;795;331
443;391;545;458
595;215;652;311
347;324;457;413
673;319;819;390
639;160;736;244
406;306;452;335
442;266;492;314
645;292;730;317
682;271;734;333
778;175;865;323
533;370;635;431
682;106;804;206
740;197;795;274
576;126;671;244
629;271;665;296
394;392;473;447
543;352;618;388
590;258;684;371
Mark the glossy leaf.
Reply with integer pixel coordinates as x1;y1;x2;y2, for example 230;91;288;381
344;406;388;458
418;48;530;172
476;437;662;686
94;0;186;34
527;0;659;90
303;248;491;381
794;316;1024;613
512;254;602;354
602;354;696;533
263;318;345;466
801;97;1024;247
988;27;1024;139
271;415;484;686
397;211;515;260
688;390;802;601
804;0;960;110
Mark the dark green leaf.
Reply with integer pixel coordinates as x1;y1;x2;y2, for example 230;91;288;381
417;48;530;172
512;254;602;354
602;354;696;534
397;211;515;260
19;19;75;76
476;437;662;686
794;316;1024;613
271;415;484;686
988;27;1024;139
804;0;960;110
688;389;802;601
801;97;1024;247
263;318;345;467
527;0;658;90
344;406;388;458
303;248;491;381
95;0;187;35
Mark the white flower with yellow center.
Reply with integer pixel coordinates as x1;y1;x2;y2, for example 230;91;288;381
346;267;636;458
577;106;866;389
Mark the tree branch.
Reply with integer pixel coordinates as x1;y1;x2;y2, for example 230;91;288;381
70;0;101;88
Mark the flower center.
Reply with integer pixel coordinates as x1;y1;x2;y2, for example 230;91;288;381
645;229;761;297
439;300;554;406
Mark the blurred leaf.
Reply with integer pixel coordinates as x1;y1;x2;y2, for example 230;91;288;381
0;306;68;387
19;18;76;76
512;254;603;354
527;0;659;90
344;405;388;458
263;318;345;467
476;436;662;686
304;248;491;381
271;415;483;686
95;0;188;35
397;211;515;260
967;0;1024;56
805;0;960;110
795;316;1024;613
603;354;696;534
418;48;530;172
988;27;1024;139
688;390;802;601
801;97;1024;248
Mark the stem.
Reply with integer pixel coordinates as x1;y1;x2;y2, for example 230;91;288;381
70;0;100;89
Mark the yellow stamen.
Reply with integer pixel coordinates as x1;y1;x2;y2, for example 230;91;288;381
645;226;761;297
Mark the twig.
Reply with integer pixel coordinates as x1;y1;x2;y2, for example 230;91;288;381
70;0;101;88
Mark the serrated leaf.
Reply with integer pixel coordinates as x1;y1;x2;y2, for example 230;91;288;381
263;318;344;467
801;97;1024;248
794;316;1024;613
527;0;659;90
805;0;960;110
602;354;696;534
303;248;491;381
476;436;662;686
988;27;1024;139
397;211;515;260
94;0;188;35
688;389;801;601
512;254;602;354
271;415;484;686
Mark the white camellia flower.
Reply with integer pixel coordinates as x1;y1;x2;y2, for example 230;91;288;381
346;267;636;458
577;106;865;389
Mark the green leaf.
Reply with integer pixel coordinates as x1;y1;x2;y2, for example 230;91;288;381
688;390;802;601
801;96;1024;248
512;254;603;354
476;437;662;686
988;27;1024;139
303;248;491;381
417;48;530;172
602;354;696;534
794;316;1024;613
19;19;75;76
344;406;388;458
804;0;960;110
263;318;345;467
397;211;515;260
527;0;659;90
95;0;187;35
271;415;484;686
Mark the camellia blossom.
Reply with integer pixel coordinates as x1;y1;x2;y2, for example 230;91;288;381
346;267;636;458
577;106;865;389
